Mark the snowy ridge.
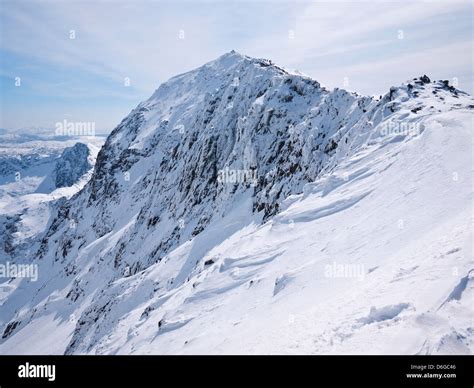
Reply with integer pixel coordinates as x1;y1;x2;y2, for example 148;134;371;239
0;51;472;354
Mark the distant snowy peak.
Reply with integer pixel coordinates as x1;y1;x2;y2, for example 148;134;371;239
0;139;97;193
54;143;91;188
0;136;103;263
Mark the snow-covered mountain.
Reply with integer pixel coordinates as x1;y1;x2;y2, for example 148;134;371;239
53;143;92;189
0;133;104;263
0;51;472;355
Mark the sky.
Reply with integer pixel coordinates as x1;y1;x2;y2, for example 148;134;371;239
0;0;472;133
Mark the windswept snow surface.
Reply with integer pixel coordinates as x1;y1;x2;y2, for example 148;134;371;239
0;52;472;355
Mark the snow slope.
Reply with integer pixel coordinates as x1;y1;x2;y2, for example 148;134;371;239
0;52;472;354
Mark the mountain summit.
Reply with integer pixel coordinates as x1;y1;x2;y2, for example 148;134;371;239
0;53;472;355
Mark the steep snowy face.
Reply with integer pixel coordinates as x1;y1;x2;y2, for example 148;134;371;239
1;52;472;355
60;55;466;281
41;51;380;274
